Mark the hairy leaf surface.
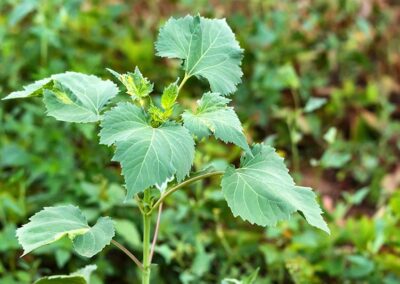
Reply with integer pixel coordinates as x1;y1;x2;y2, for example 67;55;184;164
17;205;115;257
182;92;250;153
221;144;329;233
100;103;195;199
155;15;243;95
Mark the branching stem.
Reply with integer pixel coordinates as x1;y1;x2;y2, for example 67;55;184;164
147;171;225;215
111;240;143;271
149;202;163;263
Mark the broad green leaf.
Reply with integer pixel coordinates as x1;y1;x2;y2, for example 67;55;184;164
3;77;52;100
113;123;194;199
100;103;195;199
17;205;115;257
3;72;119;123
221;144;329;233
99;102;148;146
107;67;153;100
34;265;96;284
155;15;243;95
182;92;250;153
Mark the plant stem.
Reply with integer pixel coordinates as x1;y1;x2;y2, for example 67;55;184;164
149;202;163;263
111;240;143;271
142;208;152;284
147;171;225;215
178;73;190;93
142;190;151;284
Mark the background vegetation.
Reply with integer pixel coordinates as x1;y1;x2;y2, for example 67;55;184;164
1;0;399;283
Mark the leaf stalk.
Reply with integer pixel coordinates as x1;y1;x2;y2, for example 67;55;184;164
147;171;225;216
178;73;190;93
111;240;143;271
149;202;163;263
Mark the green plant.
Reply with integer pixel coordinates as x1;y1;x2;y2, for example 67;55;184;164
3;15;329;284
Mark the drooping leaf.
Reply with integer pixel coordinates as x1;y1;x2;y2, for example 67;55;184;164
73;217;115;257
100;103;195;199
3;72;119;123
182;92;250;153
3;77;52;100
155;15;243;95
16;205;115;257
107;67;153;100
221;144;329;233
45;72;118;122
34;265;97;284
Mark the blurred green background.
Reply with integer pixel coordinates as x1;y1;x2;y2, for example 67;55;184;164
1;0;400;283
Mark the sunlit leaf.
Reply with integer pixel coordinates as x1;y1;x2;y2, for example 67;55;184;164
156;15;243;95
100;102;195;199
3;72;119;123
17;205;114;257
221;144;329;233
